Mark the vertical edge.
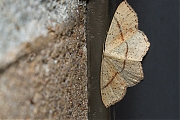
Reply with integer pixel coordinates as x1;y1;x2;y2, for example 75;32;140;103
86;0;110;119
178;0;180;119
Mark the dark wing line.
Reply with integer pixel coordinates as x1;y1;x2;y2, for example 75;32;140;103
114;16;124;41
120;42;128;73
102;72;118;89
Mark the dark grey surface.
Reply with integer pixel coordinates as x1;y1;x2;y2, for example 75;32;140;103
86;0;110;119
109;0;179;119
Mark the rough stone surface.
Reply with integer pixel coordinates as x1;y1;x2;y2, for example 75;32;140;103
0;0;87;119
0;0;79;64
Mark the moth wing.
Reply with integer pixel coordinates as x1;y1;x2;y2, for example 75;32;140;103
122;60;144;87
101;56;127;108
105;1;138;52
108;56;144;87
105;30;150;61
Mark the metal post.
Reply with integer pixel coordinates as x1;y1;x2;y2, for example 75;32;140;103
86;0;110;119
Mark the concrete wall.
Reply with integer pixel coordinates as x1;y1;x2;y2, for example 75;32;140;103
0;0;87;119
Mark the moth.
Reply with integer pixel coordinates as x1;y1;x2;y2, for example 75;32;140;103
100;0;150;108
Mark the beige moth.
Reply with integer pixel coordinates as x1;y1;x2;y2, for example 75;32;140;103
100;0;150;108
